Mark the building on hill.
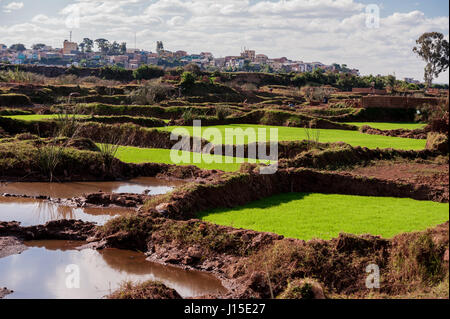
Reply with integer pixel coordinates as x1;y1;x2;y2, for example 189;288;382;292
241;49;256;62
63;40;78;55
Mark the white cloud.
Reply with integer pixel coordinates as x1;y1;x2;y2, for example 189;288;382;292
3;1;23;13
0;0;448;82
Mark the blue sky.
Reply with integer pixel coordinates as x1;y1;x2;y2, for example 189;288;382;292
0;0;448;83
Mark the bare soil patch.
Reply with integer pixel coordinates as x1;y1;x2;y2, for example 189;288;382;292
349;160;449;202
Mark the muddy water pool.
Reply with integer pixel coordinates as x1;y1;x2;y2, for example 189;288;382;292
0;177;185;198
0;177;185;226
0;197;133;225
0;240;227;299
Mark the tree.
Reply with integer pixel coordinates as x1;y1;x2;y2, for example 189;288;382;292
120;42;127;55
82;38;94;52
10;43;26;51
180;71;196;90
79;42;86;53
95;38;110;54
108;41;120;55
413;32;449;87
32;43;46;51
184;63;201;75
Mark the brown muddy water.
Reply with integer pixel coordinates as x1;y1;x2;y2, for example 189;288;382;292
0;240;227;299
0;177;185;226
0;197;133;226
0;177;185;198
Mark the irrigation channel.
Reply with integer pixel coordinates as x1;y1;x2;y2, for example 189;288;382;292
0;177;227;299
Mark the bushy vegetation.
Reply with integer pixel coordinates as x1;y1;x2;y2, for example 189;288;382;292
98;65;134;82
129;81;174;104
108;280;181;299
0;93;32;106
133;65;165;81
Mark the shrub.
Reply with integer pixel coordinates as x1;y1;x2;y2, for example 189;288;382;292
184;63;202;76
427;99;449;134
304;120;320;150
108;280;181;299
179;72;197;90
426;132;448;153
35;142;64;182
0;69;46;84
277;279;325;299
215;105;231;121
55;112;80;138
182;108;194;122
97;130;122;172
0;93;32;107
301;86;333;102
98;65;133;82
129;81;174;104
240;83;258;91
133;65;165;81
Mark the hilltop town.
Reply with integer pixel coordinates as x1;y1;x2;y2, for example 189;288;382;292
0;37;363;75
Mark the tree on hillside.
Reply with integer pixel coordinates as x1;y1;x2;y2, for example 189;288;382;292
9;43;26;51
82;38;94;52
108;41;120;55
120;42;127;55
79;42;86;53
32;43;46;51
413;32;449;87
95;38;110;54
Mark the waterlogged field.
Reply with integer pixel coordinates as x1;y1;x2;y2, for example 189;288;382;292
346;122;427;130
114;145;271;172
198;193;449;240
159;124;427;150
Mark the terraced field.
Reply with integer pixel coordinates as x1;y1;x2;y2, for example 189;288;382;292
114;145;270;172
159;124;427;150
198;193;449;240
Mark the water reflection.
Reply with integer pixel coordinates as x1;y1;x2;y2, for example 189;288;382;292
0;177;185;198
0;197;133;226
0;240;227;299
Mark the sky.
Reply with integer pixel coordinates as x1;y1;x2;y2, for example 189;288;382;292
0;0;448;83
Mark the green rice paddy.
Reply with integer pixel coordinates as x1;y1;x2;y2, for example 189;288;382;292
198;193;449;240
114;145;270;172
159;124;426;150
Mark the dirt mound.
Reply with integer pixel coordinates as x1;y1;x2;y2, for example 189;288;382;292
281;144;438;171
108;280;182;299
0;220;97;241
65;137;100;152
349;160;449;203
72;192;149;208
